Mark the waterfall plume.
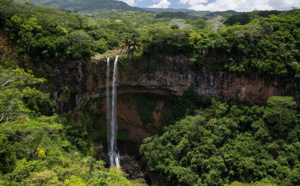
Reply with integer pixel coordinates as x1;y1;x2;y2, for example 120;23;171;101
106;56;120;168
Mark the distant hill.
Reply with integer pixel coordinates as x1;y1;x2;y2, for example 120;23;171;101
145;9;243;20
187;11;210;17
154;12;198;21
16;0;145;12
225;10;283;25
205;10;242;16
144;8;195;13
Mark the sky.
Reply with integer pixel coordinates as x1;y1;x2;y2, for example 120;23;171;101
118;0;300;12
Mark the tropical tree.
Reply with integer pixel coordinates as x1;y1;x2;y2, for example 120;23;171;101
263;96;298;136
120;33;141;56
129;34;142;54
0;67;43;129
208;16;226;33
119;35;131;53
0;67;61;161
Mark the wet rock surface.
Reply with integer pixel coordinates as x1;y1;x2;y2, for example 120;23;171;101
93;140;150;185
120;155;144;180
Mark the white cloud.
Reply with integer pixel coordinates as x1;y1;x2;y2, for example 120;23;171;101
149;0;171;8
118;0;144;6
179;0;300;12
179;0;208;4
118;0;135;6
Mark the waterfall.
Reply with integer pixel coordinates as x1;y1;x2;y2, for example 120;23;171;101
106;57;112;165
106;56;120;168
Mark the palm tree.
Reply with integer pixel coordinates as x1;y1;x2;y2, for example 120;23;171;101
120;34;141;56
120;35;131;53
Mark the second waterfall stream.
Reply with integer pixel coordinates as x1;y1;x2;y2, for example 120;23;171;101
106;56;120;168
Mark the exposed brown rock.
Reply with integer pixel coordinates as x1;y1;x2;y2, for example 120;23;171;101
32;53;299;112
153;100;164;129
0;30;19;63
100;100;151;141
219;74;275;104
86;73;94;91
76;64;283;108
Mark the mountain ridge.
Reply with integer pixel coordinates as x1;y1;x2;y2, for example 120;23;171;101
17;0;146;12
16;0;243;15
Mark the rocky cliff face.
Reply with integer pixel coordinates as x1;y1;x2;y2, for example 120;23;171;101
193;72;279;104
36;55;299;113
65;56;298;111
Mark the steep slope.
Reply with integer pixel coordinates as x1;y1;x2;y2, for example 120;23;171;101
16;0;145;12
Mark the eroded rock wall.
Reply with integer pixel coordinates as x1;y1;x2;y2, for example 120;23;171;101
71;56;298;111
35;55;299;113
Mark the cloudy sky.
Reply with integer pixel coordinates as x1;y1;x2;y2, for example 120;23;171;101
119;0;300;11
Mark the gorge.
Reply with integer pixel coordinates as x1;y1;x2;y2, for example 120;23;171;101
1;2;300;185
34;53;300;183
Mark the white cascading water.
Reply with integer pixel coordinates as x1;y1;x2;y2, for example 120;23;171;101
106;57;112;164
106;56;120;168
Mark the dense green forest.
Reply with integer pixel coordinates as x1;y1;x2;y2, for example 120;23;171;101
2;0;299;78
141;97;300;185
0;0;300;185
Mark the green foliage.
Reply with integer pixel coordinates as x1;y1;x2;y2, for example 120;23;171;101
0;64;143;186
9;158;42;182
117;129;130;141
120;33;142;56
263;96;298;136
190;19;207;29
0;65;62;174
141;96;300;185
22;90;57;116
1;1;299;82
63;121;90;153
64;175;86;186
67;30;95;59
191;10;300;78
4;13;97;60
155;12;197;21
225;181;275;186
61;98;106;153
23;170;59;185
225;10;282;26
1;134;143;185
0;0;13;6
142;27;193;56
1;5;120;61
0;54;141;185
